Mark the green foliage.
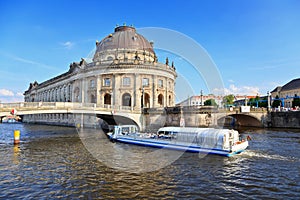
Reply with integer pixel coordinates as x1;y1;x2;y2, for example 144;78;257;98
292;95;300;107
223;94;235;106
272;95;281;108
204;99;218;106
259;96;268;108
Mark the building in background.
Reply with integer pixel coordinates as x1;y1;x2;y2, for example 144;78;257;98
24;25;177;111
177;95;223;107
270;78;300;108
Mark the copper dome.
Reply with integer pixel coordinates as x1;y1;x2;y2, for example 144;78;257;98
95;26;154;54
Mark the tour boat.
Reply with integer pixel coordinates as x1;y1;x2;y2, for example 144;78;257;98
106;125;249;157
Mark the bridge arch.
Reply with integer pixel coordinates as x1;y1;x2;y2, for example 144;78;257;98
217;114;262;127
97;114;140;131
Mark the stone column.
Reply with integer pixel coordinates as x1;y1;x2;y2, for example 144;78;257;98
152;75;157;108
97;75;102;106
81;78;86;103
134;73;141;110
112;74;117;108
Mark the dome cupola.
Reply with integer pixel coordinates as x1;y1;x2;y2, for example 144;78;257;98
93;25;156;63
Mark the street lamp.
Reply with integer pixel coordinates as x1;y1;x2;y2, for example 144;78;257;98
267;91;271;111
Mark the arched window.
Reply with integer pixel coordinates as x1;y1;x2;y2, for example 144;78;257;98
107;56;114;61
104;93;111;105
158;94;164;107
90;94;96;103
169;95;172;106
74;87;80;102
143;93;150;108
122;93;131;107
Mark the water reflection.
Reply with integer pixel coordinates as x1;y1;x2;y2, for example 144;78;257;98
78;128;186;173
0;124;299;199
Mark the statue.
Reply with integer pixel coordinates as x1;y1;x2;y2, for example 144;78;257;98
165;57;169;65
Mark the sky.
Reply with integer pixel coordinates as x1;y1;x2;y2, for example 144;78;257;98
0;0;300;103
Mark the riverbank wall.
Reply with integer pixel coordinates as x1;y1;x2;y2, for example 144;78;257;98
270;111;300;128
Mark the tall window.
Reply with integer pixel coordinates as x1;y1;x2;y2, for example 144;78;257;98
90;79;95;88
104;78;111;86
90;94;96;103
104;93;111;105
122;93;131;107
158;79;163;88
158;94;164;106
123;77;131;86
142;78;149;87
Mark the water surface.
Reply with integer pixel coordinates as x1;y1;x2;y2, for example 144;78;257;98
0;123;299;199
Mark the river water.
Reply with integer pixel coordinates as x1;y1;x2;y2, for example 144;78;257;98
0;123;299;199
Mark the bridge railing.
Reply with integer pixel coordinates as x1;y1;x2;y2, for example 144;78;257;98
0;102;138;113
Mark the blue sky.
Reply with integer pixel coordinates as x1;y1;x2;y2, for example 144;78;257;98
1;0;300;103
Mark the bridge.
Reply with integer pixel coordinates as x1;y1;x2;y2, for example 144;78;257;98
0;102;144;129
0;102;270;129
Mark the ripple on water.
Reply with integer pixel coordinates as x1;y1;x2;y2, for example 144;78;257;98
0;124;299;199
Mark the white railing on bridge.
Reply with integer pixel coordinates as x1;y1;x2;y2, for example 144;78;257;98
0;102;137;112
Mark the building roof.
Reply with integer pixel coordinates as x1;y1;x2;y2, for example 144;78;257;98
94;26;154;56
281;78;300;91
271;86;282;93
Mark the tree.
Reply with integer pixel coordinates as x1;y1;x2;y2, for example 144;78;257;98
258;97;268;108
292;95;300;107
223;94;235;106
272;95;281;108
249;97;256;107
204;99;218;106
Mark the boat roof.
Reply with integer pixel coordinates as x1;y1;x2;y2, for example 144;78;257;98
158;126;237;135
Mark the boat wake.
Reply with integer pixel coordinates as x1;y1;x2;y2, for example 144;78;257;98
241;150;299;162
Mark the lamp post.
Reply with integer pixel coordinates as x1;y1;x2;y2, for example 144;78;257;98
141;87;144;110
267;91;271;112
200;90;203;106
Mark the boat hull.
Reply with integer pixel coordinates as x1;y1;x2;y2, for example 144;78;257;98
110;136;248;157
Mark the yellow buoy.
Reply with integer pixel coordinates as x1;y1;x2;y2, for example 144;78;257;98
14;130;20;144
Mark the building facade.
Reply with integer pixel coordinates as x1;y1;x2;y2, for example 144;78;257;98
24;25;177;112
271;78;300;108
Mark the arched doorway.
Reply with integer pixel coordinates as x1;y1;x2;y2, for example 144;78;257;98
104;93;111;105
122;93;131;107
158;94;164;107
141;93;150;108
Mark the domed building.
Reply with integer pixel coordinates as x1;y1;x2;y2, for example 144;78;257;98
24;25;177;113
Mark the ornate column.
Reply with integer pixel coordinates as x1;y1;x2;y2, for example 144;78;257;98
134;73;141;110
97;75;102;106
152;74;157;108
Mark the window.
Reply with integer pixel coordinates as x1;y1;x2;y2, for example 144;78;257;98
142;78;149;87
123;77;131;86
107;56;113;61
122;93;131;106
104;93;111;105
104;78;111;86
158;79;163;88
158;94;164;106
90;79;95;88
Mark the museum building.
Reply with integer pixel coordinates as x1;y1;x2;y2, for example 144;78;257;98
24;25;177;112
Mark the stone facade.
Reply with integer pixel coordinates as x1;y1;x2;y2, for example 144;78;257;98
24;25;177;114
271;78;300;108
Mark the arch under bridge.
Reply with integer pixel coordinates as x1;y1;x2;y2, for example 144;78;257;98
0;102;144;130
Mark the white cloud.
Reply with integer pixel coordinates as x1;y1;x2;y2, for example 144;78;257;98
0;89;24;103
212;84;260;96
0;89;14;97
60;41;74;49
16;92;24;97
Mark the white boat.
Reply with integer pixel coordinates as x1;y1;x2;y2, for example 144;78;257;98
107;125;249;157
